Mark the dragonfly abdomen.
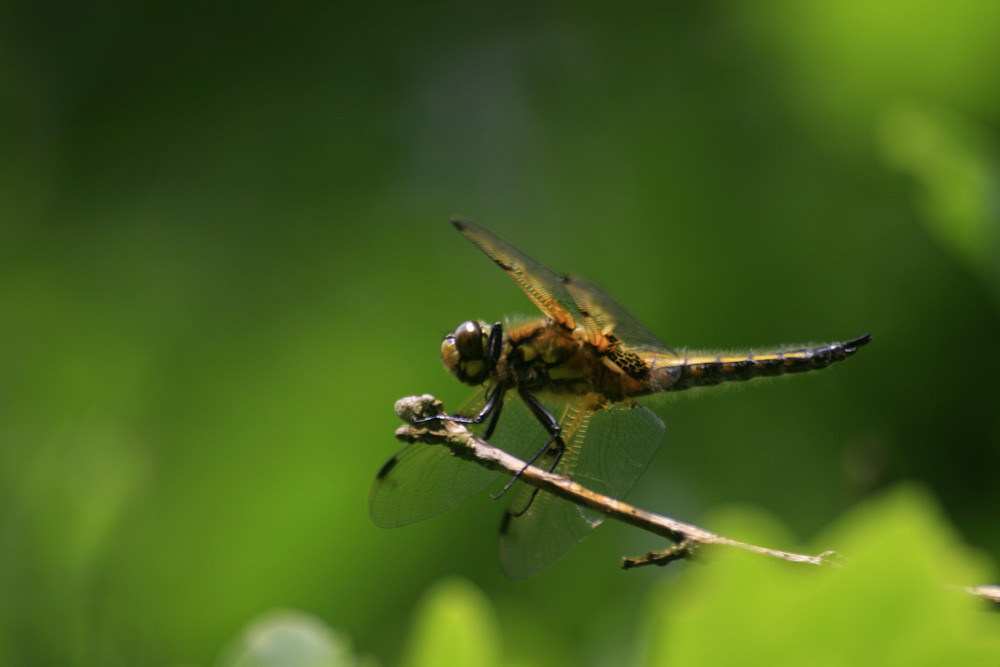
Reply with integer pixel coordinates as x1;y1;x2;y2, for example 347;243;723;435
670;334;871;392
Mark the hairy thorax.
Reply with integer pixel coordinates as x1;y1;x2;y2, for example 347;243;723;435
497;320;678;401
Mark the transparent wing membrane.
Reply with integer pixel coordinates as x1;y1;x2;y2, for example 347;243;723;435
452;219;581;331
369;390;552;528
499;400;665;580
368;439;499;528
562;274;677;354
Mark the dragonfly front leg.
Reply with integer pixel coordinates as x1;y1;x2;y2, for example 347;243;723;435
411;384;507;439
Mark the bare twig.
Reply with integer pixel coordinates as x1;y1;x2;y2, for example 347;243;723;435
965;585;1000;607
394;394;838;569
394;394;1000;608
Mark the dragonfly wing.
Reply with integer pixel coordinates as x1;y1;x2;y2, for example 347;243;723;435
369;389;549;528
369;440;500;527
370;389;498;527
452;219;581;331
498;399;665;580
563;274;676;354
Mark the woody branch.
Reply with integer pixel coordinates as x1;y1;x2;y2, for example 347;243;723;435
393;394;837;569
393;394;1000;607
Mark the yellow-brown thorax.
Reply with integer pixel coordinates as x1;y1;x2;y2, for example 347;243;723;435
441;319;673;402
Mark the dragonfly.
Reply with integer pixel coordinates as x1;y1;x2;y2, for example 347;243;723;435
370;219;871;580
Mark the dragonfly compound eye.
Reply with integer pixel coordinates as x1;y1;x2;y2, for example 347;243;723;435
440;320;491;386
453;320;485;360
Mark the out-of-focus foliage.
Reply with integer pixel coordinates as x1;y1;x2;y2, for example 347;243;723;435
2;1;999;665
398;579;502;667
879;104;1000;294
281;487;999;667
640;486;1000;666
219;609;366;667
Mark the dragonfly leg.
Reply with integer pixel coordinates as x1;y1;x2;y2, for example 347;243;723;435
412;385;506;432
492;390;565;505
484;321;503;372
480;387;506;439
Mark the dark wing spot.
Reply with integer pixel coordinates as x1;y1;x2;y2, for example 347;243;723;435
499;510;515;535
375;456;399;480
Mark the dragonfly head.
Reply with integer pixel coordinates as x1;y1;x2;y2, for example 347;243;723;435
441;320;492;386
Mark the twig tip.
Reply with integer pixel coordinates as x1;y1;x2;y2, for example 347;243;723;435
395;394;442;422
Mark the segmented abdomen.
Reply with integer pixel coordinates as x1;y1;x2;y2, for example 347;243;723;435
669;334;871;392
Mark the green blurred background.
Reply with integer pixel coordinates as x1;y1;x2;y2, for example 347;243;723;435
3;2;999;665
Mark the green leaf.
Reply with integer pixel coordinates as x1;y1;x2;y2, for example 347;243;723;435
400;578;504;667
638;485;1000;666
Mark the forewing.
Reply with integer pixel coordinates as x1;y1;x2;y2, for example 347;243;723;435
452;218;580;330
563;274;677;354
498;399;666;580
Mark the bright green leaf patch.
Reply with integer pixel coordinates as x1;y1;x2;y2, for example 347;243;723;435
638;485;1000;666
368;487;998;666
400;578;504;667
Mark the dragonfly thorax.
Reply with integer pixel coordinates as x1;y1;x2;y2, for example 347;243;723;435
502;320;596;394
